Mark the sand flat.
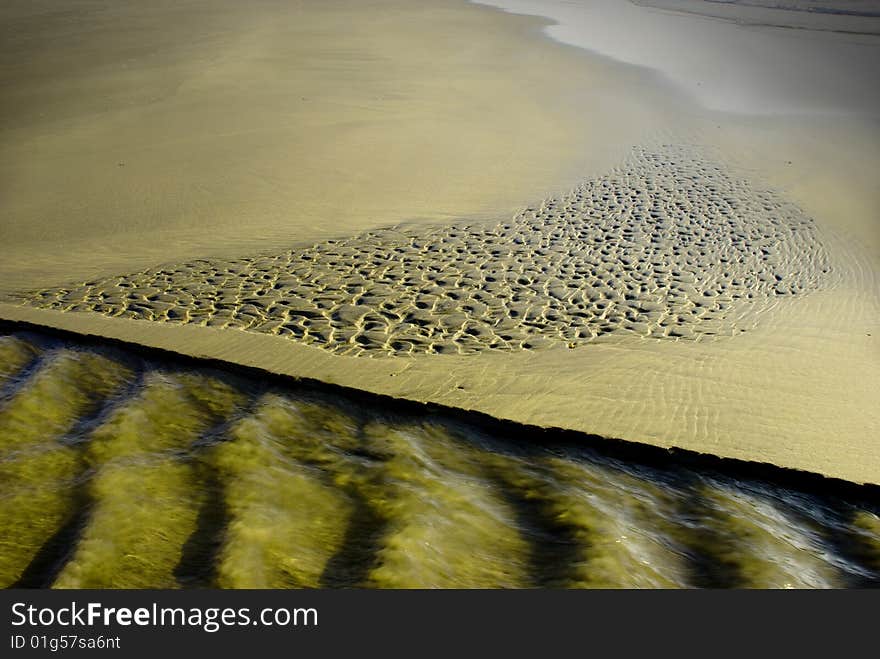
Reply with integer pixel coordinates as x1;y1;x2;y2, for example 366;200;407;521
3;275;876;485
10;144;832;353
0;0;675;290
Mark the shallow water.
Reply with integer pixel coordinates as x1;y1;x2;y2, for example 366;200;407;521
0;329;877;588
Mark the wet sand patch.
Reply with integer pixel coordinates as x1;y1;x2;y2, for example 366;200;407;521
9;144;830;357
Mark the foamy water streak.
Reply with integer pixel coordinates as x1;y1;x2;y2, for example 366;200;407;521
0;330;877;588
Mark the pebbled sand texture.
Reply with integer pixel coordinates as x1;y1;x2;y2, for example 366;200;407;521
10;145;830;358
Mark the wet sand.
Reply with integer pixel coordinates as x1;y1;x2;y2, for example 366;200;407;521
8;143;832;353
476;0;880;114
0;0;673;290
1;0;878;485
2;132;875;482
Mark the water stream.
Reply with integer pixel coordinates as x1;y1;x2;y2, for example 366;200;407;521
1;328;877;588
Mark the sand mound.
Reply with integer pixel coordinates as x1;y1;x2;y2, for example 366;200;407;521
11;144;830;357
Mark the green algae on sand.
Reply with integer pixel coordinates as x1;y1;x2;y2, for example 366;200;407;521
210;394;355;588
0;330;876;589
362;422;530;588
689;482;847;588
0;350;131;455
0;350;132;586
490;453;692;588
0;335;39;386
53;372;245;588
851;510;880;573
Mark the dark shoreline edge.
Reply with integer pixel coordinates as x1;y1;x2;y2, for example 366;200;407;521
631;0;880;31
3;316;877;507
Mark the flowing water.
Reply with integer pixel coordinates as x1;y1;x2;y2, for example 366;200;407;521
0;327;877;589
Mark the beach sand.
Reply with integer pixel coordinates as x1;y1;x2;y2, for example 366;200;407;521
1;0;878;484
0;0;674;290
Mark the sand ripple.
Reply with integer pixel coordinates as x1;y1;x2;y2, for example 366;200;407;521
13;145;830;356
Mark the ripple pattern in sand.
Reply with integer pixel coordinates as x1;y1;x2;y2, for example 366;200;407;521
14;145;830;356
